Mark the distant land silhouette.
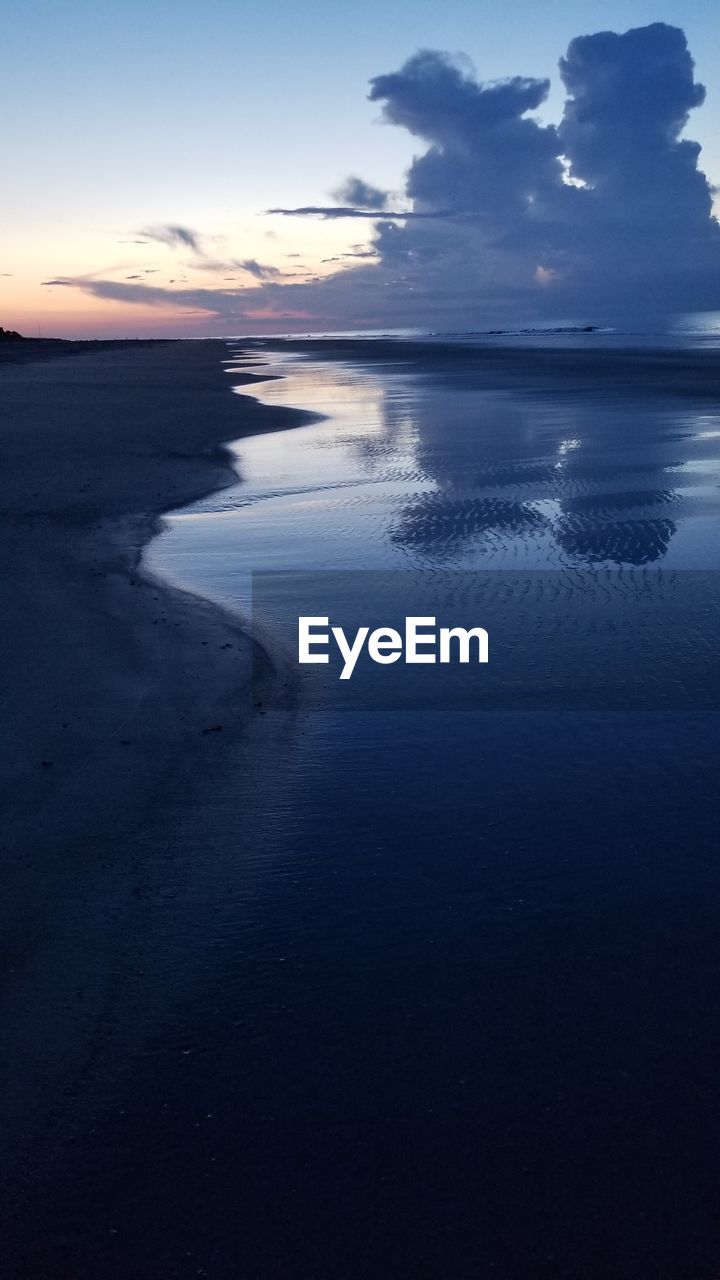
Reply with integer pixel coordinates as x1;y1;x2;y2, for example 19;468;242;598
0;327;23;341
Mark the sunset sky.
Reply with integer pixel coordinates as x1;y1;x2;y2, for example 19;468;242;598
3;0;720;337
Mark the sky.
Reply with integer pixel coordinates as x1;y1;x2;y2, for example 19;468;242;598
2;0;720;336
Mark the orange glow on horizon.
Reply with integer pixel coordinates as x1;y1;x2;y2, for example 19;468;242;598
0;208;372;339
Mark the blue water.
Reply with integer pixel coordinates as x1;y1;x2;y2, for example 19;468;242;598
150;343;720;598
143;340;720;1278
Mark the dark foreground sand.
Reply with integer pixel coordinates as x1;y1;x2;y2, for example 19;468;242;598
0;340;311;1259
0;340;307;861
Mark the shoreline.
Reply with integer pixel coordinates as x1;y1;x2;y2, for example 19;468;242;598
0;340;313;859
0;339;314;1216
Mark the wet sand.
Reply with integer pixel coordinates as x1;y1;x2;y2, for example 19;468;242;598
0;341;299;860
0;340;312;1261
141;338;720;1280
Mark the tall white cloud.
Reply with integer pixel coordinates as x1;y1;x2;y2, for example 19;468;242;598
57;23;720;329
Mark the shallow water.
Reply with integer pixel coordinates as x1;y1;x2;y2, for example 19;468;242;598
142;343;720;1278
152;346;720;596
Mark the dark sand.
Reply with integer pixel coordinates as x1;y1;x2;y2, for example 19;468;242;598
0;340;298;862
0;340;311;1262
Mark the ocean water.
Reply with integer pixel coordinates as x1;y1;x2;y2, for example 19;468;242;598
142;341;720;1278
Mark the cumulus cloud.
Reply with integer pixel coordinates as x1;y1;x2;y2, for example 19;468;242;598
361;31;717;319
330;176;390;209
369;51;560;223
555;23;718;288
57;23;720;328
357;25;719;319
